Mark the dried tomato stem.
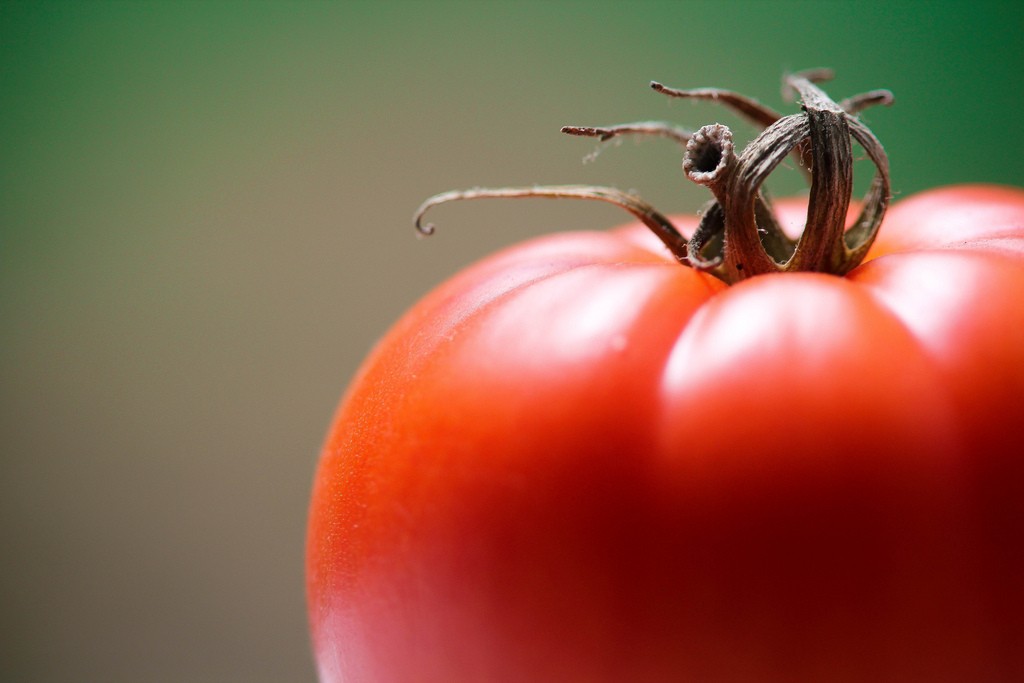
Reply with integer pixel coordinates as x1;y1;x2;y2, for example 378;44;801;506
681;124;737;272
683;124;737;191
688;72;890;282
414;185;688;261
414;70;891;285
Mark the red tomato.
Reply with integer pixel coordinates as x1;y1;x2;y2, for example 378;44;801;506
307;185;1024;682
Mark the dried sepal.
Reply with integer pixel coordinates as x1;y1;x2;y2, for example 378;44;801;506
650;81;783;130
560;122;693;148
413;185;688;262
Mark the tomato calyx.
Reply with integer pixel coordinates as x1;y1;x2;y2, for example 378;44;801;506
679;71;892;281
414;69;892;285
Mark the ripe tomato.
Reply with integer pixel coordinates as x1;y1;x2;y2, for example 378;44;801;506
307;185;1024;682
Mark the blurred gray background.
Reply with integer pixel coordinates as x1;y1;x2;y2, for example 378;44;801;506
2;1;1022;681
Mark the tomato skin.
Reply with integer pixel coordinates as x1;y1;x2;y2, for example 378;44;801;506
307;186;1024;682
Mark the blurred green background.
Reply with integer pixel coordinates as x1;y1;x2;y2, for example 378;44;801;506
2;1;1021;681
